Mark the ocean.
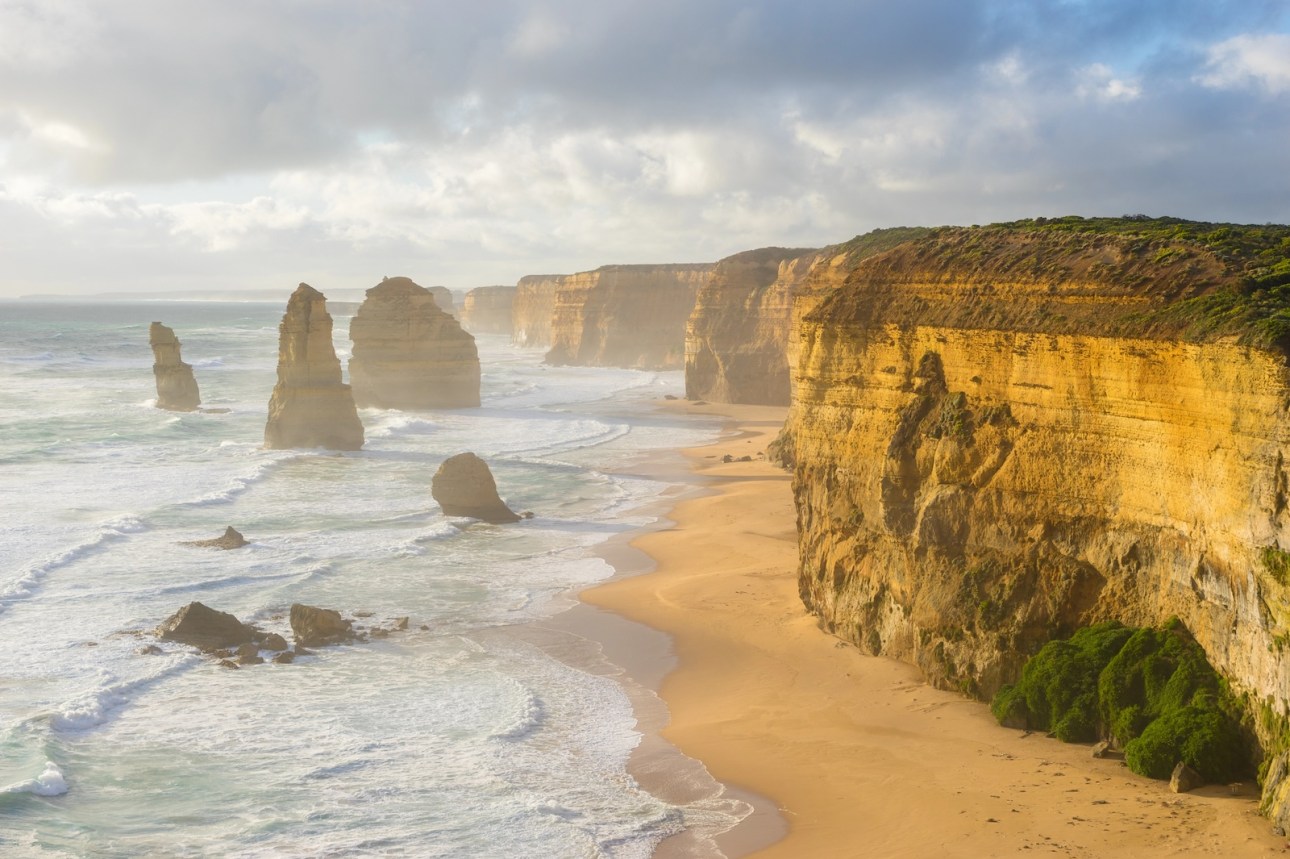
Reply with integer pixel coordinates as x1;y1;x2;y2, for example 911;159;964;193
0;301;749;857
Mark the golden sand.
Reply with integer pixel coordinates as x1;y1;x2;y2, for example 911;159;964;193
583;401;1284;858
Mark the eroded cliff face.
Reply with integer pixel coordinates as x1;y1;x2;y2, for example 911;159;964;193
148;322;201;411
784;223;1290;822
546;264;713;369
265;283;364;450
685;229;933;406
512;275;561;347
460;286;516;335
349;276;480;409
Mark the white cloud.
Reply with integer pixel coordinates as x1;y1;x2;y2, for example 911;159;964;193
1198;33;1290;94
1076;63;1142;103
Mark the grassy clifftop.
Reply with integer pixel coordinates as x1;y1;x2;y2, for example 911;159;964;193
807;215;1290;351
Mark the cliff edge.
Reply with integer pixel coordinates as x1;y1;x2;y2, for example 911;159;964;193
781;216;1290;823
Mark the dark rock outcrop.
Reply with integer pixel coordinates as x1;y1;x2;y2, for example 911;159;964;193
460;285;516;334
149;322;201;411
1170;762;1205;793
157;602;257;651
431;452;520;523
348;276;481;409
180;526;248;550
264;284;365;450
289;603;356;647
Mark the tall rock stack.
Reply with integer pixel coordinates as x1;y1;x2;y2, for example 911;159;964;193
428;286;457;318
460;285;516;334
348;276;481;409
148;322;201;411
264;283;364;450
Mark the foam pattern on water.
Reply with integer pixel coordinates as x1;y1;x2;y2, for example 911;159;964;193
0;304;738;858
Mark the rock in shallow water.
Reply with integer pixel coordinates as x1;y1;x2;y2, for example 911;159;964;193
431;452;520;524
290;603;356;647
156;602;257;651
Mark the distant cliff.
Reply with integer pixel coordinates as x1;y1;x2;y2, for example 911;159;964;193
546;264;713;369
685;229;932;406
778;217;1290;825
460;286;516;335
512;275;562;347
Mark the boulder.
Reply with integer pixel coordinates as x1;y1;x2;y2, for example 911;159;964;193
272;651;296;664
149;322;201;411
157;602;257;651
431;452;521;523
261;633;289;652
1170;762;1205;794
290;603;356;647
264;284;364;450
348;276;481;409
181;526;248;550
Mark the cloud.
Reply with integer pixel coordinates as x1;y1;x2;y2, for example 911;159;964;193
1198;33;1290;94
0;2;1289;295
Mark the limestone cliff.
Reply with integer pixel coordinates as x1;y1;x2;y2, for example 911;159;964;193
512;275;562;347
264;283;364;450
685;229;934;406
428;286;457;318
348;276;480;409
546;264;713;369
460;286;516;335
149;322;201;411
782;217;1290;822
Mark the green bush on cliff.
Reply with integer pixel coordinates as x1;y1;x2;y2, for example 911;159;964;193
991;619;1247;782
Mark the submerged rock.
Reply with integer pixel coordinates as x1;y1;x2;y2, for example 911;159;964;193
157;602;257;651
149;322;201;411
264;283;364;451
348;276;481;409
431;452;521;524
180;526;248;550
289;603;356;647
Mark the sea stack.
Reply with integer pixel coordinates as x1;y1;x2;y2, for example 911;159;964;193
148;322;201;411
264;283;364;451
349;276;481;409
431;452;520;524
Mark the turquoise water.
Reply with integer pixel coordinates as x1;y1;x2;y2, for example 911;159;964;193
0;301;745;857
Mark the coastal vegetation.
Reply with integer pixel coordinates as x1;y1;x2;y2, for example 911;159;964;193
991;619;1248;783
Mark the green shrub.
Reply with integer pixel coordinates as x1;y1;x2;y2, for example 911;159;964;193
990;619;1249;782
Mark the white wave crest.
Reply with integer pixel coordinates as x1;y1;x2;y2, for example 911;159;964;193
0;515;147;613
2;761;68;797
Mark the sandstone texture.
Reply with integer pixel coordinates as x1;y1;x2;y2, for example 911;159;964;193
685;229;933;407
348;276;481;409
264;284;365;450
431;452;520;523
148;322;201;411
157;602;257;651
460;285;516;334
779;218;1290;825
512;275;563;347
545;264;713;369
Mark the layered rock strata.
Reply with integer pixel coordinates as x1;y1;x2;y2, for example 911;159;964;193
264;284;364;450
460;285;516;334
780;219;1290;824
348;276;481;409
148;322;201;411
685;229;932;406
546;264;713;369
431;452;520;523
512;275;562;347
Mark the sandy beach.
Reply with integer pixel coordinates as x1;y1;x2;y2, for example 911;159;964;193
583;400;1287;858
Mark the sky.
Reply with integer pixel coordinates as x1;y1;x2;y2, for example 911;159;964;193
1;0;1289;297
